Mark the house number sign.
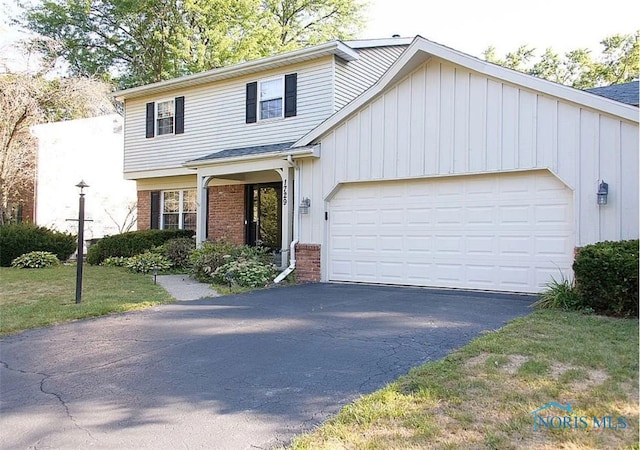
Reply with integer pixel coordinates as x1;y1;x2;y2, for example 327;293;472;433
282;179;288;205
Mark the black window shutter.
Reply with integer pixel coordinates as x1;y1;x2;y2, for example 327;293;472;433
150;191;160;229
145;102;155;138
174;96;184;134
246;82;257;123
284;73;297;118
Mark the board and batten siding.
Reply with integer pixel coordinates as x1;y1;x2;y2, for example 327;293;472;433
124;57;334;174
334;45;407;111
299;58;639;247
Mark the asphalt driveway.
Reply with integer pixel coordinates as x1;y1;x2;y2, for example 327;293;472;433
0;283;533;449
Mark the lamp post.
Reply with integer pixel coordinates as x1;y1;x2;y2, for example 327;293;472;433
75;180;89;304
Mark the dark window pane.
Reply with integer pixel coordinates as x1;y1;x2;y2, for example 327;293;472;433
163;213;179;229
183;213;197;231
260;99;282;120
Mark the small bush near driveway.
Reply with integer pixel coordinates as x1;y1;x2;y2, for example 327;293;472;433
573;239;638;317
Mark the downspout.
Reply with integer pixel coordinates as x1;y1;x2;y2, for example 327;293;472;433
274;154;299;283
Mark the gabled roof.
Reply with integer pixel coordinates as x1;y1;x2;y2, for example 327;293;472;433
586;81;639;106
295;36;639;147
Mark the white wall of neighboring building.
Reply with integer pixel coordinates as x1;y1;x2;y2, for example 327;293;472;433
31;114;137;241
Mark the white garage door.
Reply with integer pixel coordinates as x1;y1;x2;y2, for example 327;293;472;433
328;171;574;293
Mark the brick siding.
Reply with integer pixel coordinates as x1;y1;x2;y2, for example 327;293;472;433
295;243;321;283
208;185;245;245
137;190;151;230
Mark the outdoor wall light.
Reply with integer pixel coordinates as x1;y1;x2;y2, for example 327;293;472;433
299;197;311;214
597;181;608;205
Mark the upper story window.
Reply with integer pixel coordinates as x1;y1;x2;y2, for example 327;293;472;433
259;78;283;120
246;73;297;124
156;100;175;135
145;96;185;138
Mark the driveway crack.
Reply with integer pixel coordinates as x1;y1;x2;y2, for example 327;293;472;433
1;360;94;441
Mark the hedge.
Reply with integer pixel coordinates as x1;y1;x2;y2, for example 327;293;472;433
573;239;639;317
0;223;76;267
87;229;195;265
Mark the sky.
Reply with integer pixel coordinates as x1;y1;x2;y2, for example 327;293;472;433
1;0;639;71
362;0;639;57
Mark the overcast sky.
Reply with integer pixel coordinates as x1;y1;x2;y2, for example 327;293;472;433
1;0;639;70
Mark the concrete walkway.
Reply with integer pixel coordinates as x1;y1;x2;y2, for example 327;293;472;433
154;274;220;301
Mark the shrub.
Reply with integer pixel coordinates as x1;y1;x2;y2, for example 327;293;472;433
189;239;238;282
161;237;195;269
125;251;172;274
213;258;278;288
573;240;639;317
533;274;582;311
0;223;76;266
87;229;194;265
11;251;60;269
102;256;129;267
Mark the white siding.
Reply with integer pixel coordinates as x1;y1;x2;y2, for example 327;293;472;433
334;46;407;110
124;57;334;174
301;58;639;248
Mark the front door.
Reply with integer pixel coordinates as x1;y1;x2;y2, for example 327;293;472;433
245;183;282;250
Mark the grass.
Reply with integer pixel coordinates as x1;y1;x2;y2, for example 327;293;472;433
288;310;639;449
0;264;174;335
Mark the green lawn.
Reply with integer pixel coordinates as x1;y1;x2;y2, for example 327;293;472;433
289;311;639;449
0;264;173;335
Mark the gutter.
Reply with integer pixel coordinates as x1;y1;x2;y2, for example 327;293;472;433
274;154;300;283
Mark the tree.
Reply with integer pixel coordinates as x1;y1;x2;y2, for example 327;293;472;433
16;0;365;88
104;200;137;234
484;31;639;89
0;74;114;224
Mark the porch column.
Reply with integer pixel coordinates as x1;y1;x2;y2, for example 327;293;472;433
195;173;208;246
277;165;294;266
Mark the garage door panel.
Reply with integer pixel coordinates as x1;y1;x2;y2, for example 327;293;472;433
535;236;572;256
380;235;403;251
406;236;432;252
466;236;496;255
328;171;573;293
381;209;404;224
535;204;571;224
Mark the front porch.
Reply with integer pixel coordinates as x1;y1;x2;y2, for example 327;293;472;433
186;142;319;270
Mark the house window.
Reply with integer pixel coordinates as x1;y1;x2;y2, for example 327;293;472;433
246;74;296;124
156;100;175;135
259;77;283;120
162;190;196;230
146;97;184;138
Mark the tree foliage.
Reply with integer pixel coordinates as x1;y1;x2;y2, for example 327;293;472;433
484;31;639;88
0;73;114;223
17;0;365;88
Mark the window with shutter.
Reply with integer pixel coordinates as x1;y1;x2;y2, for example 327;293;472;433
246;73;297;123
146;97;185;137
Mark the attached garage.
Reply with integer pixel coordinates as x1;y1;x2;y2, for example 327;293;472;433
328;171;573;293
293;37;638;293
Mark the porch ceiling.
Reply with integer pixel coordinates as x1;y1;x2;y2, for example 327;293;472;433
207;170;281;185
